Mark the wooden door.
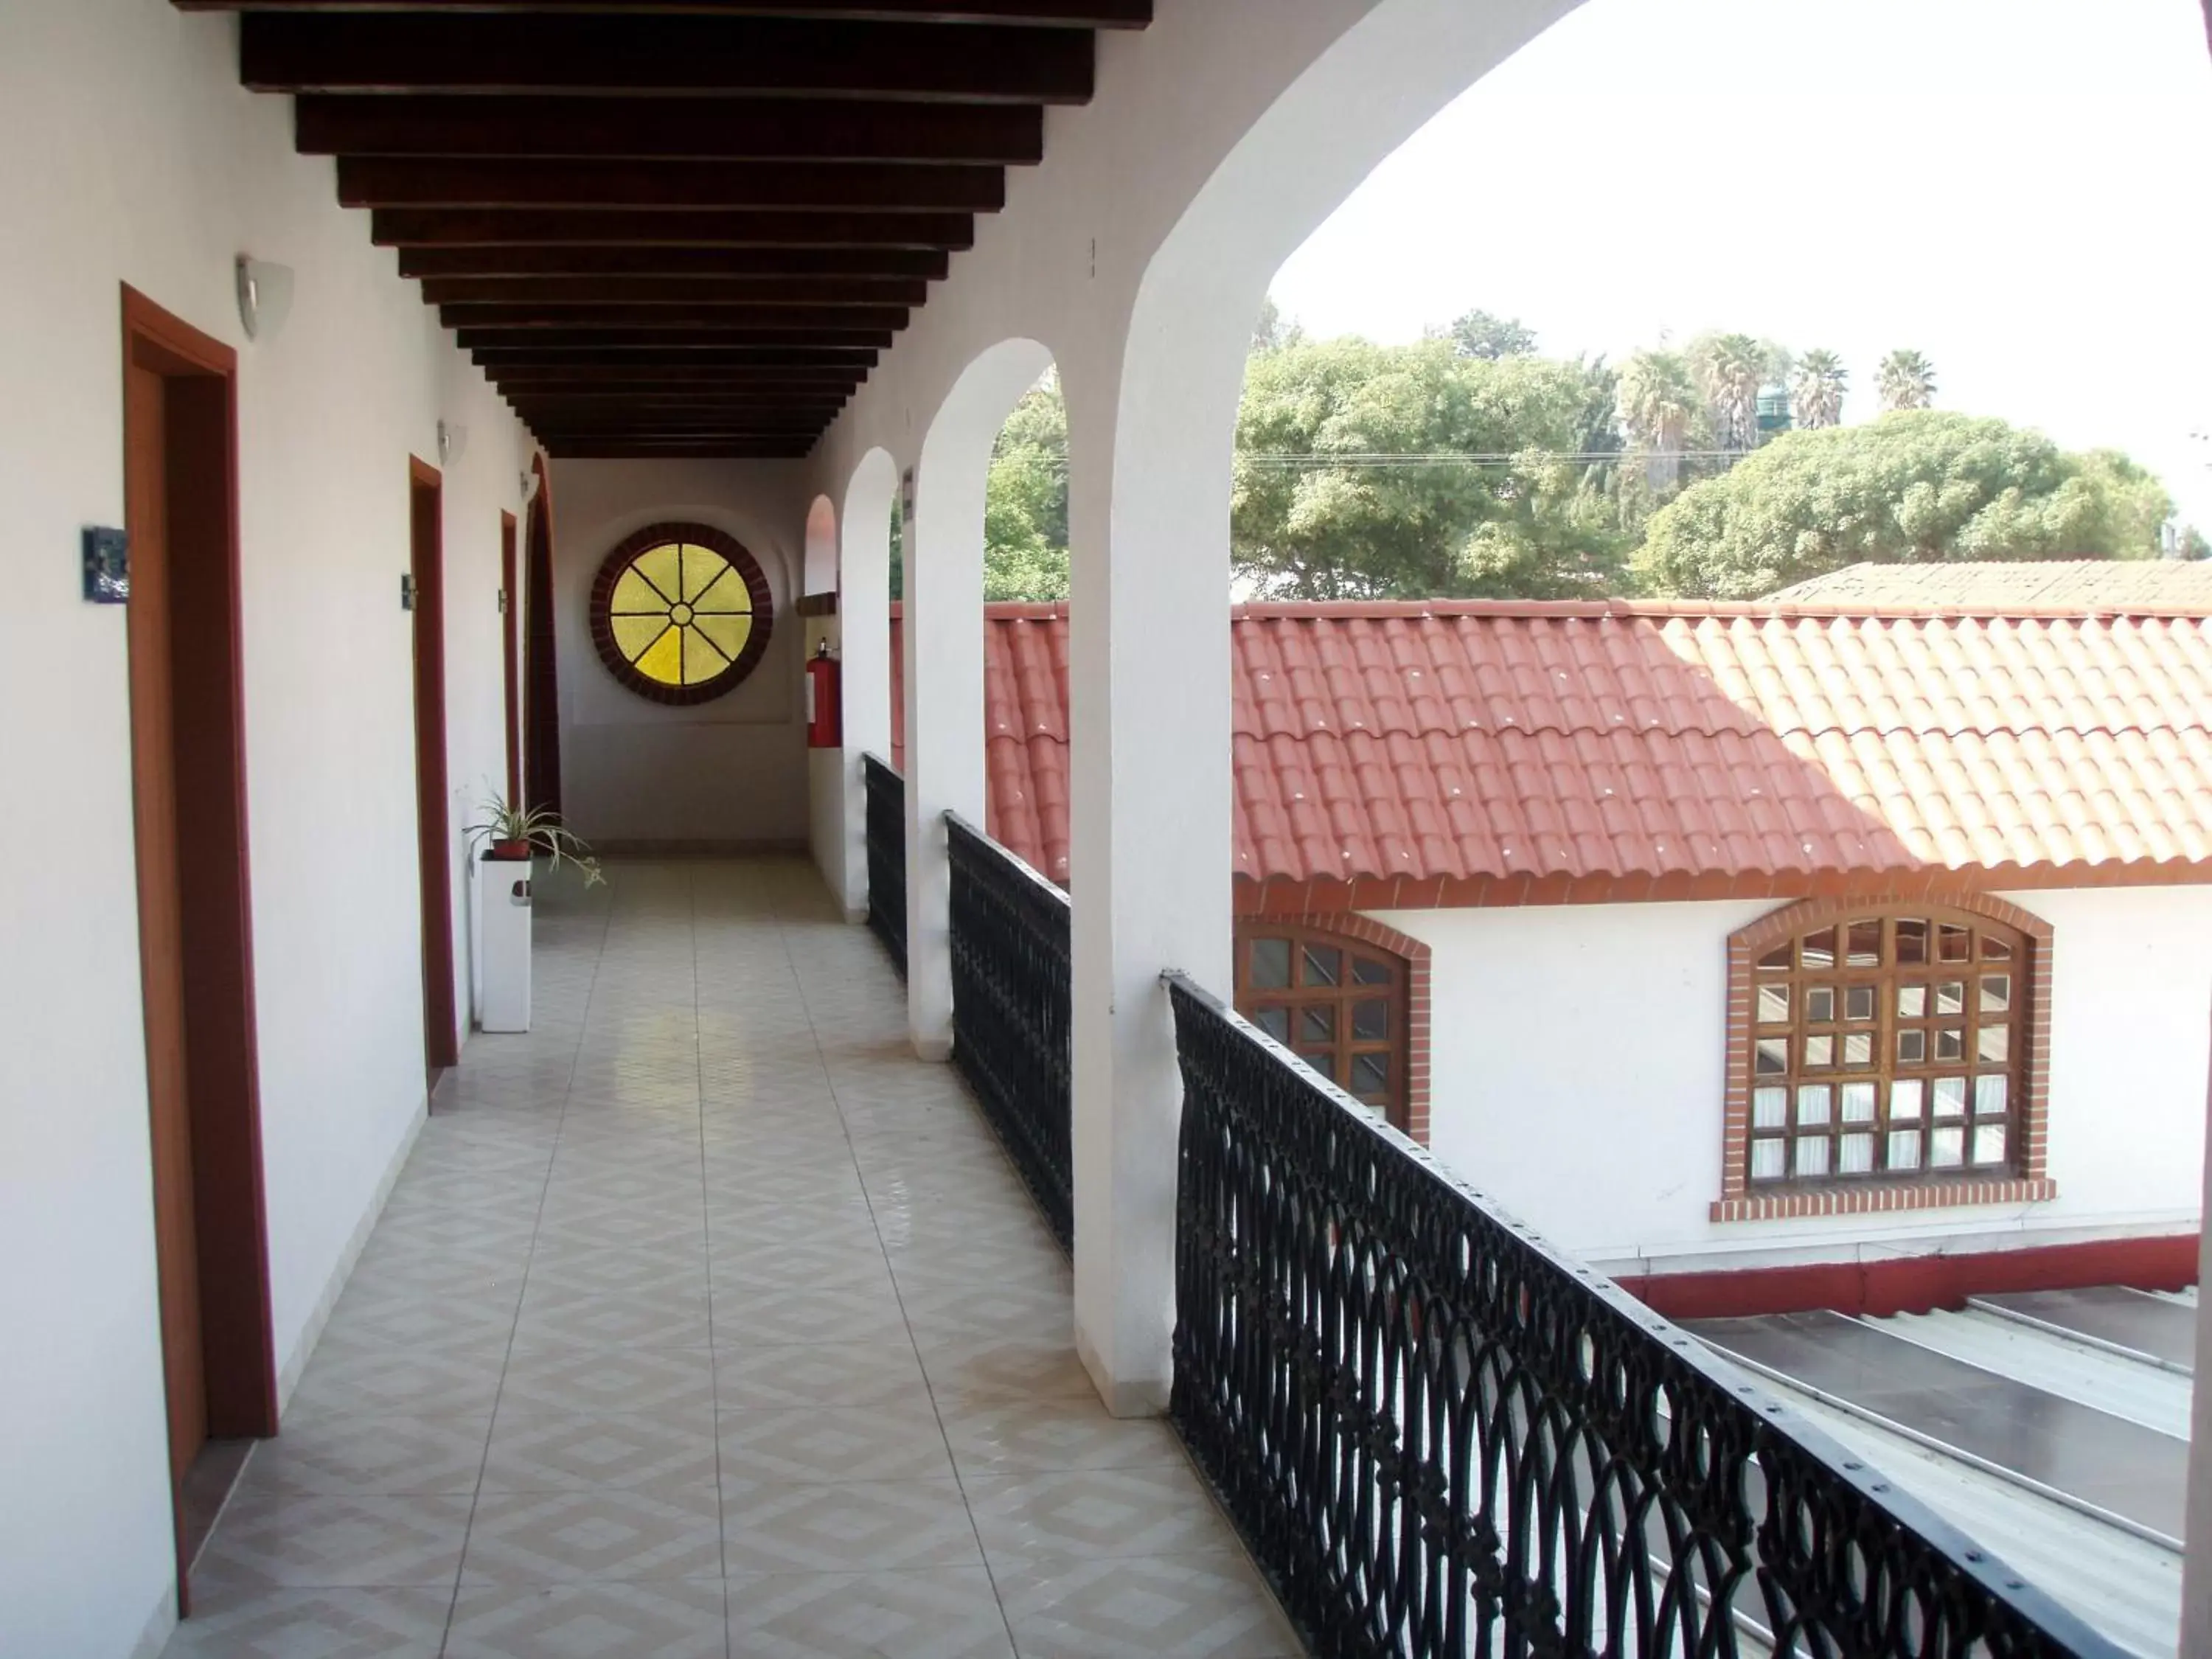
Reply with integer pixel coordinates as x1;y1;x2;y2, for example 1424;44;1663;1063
411;461;459;1088
126;361;207;1487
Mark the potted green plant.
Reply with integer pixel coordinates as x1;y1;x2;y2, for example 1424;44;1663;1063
463;794;601;1033
464;793;604;886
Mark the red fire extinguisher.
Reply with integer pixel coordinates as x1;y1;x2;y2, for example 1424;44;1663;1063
806;640;843;748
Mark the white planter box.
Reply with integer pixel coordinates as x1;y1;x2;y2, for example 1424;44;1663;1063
476;855;533;1032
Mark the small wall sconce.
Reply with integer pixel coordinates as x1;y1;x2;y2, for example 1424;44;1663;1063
235;256;295;343
521;467;543;504
438;420;468;467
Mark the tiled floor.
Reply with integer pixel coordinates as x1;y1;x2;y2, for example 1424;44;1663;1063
165;858;1298;1659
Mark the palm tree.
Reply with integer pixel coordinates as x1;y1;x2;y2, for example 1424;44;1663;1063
1790;349;1848;429
1691;332;1766;451
1616;349;1700;491
1877;349;1936;412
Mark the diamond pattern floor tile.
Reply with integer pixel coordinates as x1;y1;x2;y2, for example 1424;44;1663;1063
164;857;1290;1659
445;1580;727;1659
723;1568;1016;1659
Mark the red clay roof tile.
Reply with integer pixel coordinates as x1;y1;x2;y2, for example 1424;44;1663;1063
889;599;2212;901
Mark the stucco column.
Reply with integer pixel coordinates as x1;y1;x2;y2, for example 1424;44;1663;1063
1068;339;1239;1419
903;341;1051;1060
2180;996;2212;1650
901;459;984;1062
837;453;896;925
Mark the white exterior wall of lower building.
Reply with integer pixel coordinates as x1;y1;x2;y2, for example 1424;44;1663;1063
1367;885;2212;1273
0;4;527;1652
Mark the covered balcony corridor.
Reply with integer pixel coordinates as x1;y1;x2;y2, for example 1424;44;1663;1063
167;858;1296;1659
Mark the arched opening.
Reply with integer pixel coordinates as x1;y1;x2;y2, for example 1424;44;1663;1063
823;450;898;919
801;493;838;599
903;338;1056;1057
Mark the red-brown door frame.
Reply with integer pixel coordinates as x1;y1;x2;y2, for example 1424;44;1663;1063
121;285;279;1608
409;459;459;1089
523;452;563;818
500;510;521;806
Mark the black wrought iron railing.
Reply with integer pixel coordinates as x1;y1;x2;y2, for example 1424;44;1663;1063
947;813;1073;1251
1162;971;2118;1659
863;753;906;975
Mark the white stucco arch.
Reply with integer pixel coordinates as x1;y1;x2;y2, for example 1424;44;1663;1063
801;493;838;599
902;338;1058;1058
793;0;1587;1413
824;448;900;919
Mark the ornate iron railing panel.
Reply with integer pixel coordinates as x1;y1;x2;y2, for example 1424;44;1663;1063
1162;971;2121;1659
863;753;906;975
947;813;1072;1251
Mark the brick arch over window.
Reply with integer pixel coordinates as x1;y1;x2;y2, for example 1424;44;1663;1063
1233;914;1430;1144
1714;893;2056;1223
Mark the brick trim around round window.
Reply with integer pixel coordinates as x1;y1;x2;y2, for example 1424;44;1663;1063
1712;892;2056;1223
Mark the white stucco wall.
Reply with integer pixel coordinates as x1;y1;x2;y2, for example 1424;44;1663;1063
0;4;527;1652
550;459;812;849
1370;886;2212;1276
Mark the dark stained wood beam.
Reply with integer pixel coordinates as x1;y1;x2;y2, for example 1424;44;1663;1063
374;208;972;248
420;275;926;305
509;401;845;420
192;2;1151;26
299;96;1044;164
460;327;890;350
544;443;819;459
474;344;877;366
339;159;1004;212
241;14;1096;102
487;363;866;385
399;244;948;279
445;304;905;332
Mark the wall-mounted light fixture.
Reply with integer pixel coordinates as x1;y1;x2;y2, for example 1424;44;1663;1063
235;256;295;343
520;467;543;504
437;420;468;467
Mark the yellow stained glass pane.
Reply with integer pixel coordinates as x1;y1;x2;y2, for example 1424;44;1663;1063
688;563;751;614
679;545;734;604
690;612;751;667
611;614;671;664
632;543;684;605
610;566;672;616
633;624;684;686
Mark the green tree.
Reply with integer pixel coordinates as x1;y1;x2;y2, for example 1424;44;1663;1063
982;377;1071;601
1635;411;2173;597
1789;349;1847;429
1616;349;1703;491
1444;309;1538;360
1252;295;1303;352
1690;331;1767;451
1877;349;1937;411
1231;335;1629;599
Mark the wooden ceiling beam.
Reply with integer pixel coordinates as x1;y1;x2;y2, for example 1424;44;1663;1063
474;344;877;366
299;95;1043;164
509;402;845;419
338;158;1004;212
545;444;819;459
486;363;866;384
399;244;948;279
420;275;926;305
460;327;890;350
240;14;1096;102
193;2;1151;26
374;208;972;248
445;303;906;332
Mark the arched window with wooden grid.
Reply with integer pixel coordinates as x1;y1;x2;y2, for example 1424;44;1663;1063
1739;905;2038;1191
1234;922;1422;1135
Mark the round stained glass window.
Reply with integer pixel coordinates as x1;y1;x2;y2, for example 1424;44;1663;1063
588;523;774;706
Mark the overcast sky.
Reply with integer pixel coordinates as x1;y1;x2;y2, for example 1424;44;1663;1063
1270;0;2212;528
